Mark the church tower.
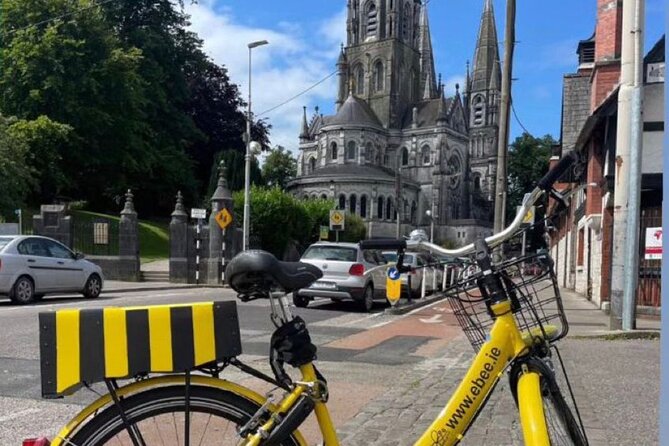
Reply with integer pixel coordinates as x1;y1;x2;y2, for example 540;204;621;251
467;0;501;216
338;0;436;129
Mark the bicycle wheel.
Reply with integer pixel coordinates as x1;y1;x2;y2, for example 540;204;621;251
68;385;302;446
540;377;587;446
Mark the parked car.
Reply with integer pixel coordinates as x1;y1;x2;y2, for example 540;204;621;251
0;235;104;304
382;251;443;299
294;242;388;311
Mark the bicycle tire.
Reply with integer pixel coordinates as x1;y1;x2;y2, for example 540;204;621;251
68;385;302;446
540;377;588;446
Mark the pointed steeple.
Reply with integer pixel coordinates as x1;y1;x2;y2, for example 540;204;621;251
418;1;437;100
299;106;309;141
336;43;348;110
471;0;501;93
436;89;448;126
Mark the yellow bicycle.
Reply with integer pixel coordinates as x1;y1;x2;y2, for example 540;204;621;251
36;153;587;445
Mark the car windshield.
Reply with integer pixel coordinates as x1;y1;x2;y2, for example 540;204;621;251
0;237;12;252
303;246;357;262
382;253;414;264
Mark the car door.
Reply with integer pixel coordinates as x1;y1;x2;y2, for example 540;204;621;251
371;250;388;293
42;239;85;291
16;238;57;291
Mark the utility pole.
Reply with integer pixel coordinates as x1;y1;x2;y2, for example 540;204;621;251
612;0;645;331
493;0;516;234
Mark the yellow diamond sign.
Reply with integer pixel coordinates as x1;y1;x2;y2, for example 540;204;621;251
329;210;345;231
215;208;233;230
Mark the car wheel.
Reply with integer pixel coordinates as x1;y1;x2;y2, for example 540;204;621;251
83;274;102;299
360;285;374;312
11;276;35;305
293;292;309;308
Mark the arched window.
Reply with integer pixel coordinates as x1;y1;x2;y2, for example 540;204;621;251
411;201;417;224
473;95;484;126
338;194;346;210
349;194;357;215
402;2;411;41
403;200;409;222
421;145;431;165
377;196;384;219
474;176;481;191
360;195;368;218
373;60;384;92
355;65;365;95
401;147;409;166
366;2;378;39
347;141;358;160
320;194;328;200
365;142;373;164
330;142;338;160
308;157;316;173
386;197;392;220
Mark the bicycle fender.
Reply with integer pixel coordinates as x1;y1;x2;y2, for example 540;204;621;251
49;375;309;446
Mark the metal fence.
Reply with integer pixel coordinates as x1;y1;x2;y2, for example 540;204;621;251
72;217;120;256
637;206;661;307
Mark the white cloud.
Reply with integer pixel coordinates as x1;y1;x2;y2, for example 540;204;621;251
184;3;344;152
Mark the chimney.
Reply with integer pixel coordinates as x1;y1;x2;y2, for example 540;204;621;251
591;0;623;111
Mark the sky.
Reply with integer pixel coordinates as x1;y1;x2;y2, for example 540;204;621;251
184;0;666;154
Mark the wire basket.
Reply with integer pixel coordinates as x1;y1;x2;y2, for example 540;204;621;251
444;251;569;352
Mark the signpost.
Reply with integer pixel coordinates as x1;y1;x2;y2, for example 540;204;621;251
329;210;345;242
319;225;329;241
215;208;233;283
190;209;207;285
386;267;402;306
644;227;662;260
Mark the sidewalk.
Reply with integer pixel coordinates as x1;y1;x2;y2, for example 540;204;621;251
102;280;200;294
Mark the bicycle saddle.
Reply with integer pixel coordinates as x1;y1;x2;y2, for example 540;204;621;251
225;250;323;294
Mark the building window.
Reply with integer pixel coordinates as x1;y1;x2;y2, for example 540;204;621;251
373;60;384;92
349;194;357;215
474;176;481;191
577;227;585;266
320;194;327;200
366;2;378;39
421;145;431;165
401;147;409;166
411;201;417;224
330;142;338;160
386;197;392;220
339;194;346;210
402;2;411;41
355;65;365;95
308;157;316;174
360;195;368;218
377;196;384;219
347;141;358;160
473;95;484;126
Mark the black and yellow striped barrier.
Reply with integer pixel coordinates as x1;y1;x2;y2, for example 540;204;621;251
39;301;241;398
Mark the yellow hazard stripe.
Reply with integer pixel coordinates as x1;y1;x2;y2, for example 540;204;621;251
56;309;80;393
192;303;216;365
148;306;173;371
103;308;128;377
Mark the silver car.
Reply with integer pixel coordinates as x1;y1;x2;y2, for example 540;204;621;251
382;251;444;299
0;235;104;304
294;242;388;311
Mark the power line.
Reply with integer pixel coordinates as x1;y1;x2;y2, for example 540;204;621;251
3;0;118;37
257;70;338;117
511;101;531;135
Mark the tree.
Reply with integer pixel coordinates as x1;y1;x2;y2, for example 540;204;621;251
506;133;556;223
0;116;34;217
262;146;297;189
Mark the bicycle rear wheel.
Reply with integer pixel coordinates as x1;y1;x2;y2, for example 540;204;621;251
68;385;302;446
540;377;587;446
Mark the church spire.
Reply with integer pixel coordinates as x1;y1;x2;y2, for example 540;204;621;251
418;1;437;100
471;0;501;93
436;89;448;126
299;106;309;141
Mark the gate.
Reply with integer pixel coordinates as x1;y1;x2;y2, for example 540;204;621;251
637;207;661;307
72;217;120;256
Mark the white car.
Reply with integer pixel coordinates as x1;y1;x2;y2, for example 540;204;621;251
0;235;104;304
382;251;444;299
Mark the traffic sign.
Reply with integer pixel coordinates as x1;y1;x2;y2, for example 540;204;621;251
386;267;402;305
215;208;233;230
191;208;207;219
320;225;329;240
329;210;345;231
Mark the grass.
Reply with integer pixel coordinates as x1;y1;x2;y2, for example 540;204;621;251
70;210;169;264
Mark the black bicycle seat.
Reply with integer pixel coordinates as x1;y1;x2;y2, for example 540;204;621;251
225;250;323;294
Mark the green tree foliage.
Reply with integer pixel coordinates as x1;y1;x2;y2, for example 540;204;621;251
262;146;297;189
0;116;34;217
506;132;557;223
339;213;368;243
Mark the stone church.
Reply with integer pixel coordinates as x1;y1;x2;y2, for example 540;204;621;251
287;0;502;244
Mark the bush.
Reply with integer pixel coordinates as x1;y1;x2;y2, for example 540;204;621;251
340;213;367;242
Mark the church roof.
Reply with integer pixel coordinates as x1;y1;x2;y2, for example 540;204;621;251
325;93;383;128
295;163;421;188
401;97;454;129
471;0;501;92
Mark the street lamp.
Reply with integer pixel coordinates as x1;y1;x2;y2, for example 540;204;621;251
243;39;269;251
425;209;434;243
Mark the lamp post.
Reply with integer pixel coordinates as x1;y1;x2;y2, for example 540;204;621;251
425;209;434;243
243;39;269;251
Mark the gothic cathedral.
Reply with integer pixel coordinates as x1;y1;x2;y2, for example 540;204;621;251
287;0;501;244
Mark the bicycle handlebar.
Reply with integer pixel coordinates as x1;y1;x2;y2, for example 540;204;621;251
359;239;407;250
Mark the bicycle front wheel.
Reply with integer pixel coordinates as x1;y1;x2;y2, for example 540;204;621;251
540;377;587;446
68;385;302;446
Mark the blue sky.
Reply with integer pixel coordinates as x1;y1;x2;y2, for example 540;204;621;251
186;0;666;152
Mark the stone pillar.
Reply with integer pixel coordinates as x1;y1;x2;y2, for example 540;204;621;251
33;204;72;247
169;191;188;283
208;161;235;285
119;190;140;281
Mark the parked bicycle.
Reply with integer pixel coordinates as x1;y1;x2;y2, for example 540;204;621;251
35;152;587;445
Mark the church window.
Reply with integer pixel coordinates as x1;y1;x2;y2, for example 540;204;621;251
360;195;368;218
473;95;484;126
386;197;392;220
402;2;411;41
366;2;378;39
308;157;316;174
421;145;431;165
355;65;365;95
377;196;384;219
320;194;327;200
349;194;357;215
474;176;481;191
411;201;417;224
347;141;358;160
330;142;338;160
383;154;389;166
401;147;409;166
373;60;384;92
339;194;346;210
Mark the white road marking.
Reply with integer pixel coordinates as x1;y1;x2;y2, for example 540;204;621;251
419;314;443;324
